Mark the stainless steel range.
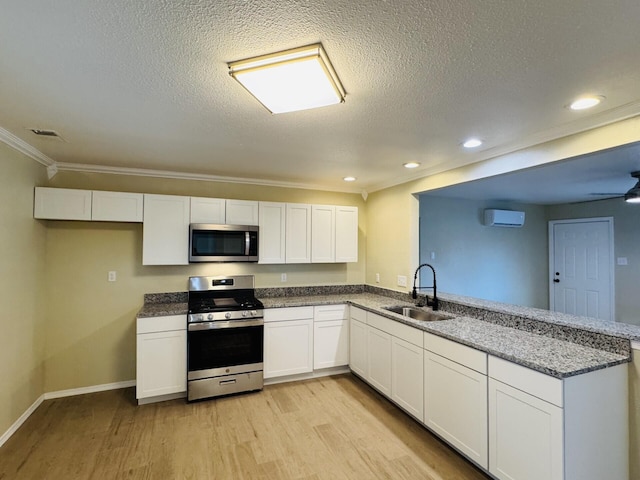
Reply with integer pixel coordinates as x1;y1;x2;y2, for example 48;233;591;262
187;275;264;402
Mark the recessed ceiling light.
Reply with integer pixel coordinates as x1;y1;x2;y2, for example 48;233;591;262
568;95;604;111
228;43;346;114
403;162;421;169
343;176;356;182
462;138;482;148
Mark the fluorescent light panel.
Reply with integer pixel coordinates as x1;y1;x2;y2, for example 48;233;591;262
228;44;346;114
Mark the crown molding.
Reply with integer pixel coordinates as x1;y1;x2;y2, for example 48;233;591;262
0;126;56;167
366;101;640;193
55;162;363;195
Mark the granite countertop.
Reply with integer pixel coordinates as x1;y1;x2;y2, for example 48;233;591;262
262;293;629;378
137;290;631;379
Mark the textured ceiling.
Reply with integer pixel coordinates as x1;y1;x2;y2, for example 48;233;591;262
1;0;640;194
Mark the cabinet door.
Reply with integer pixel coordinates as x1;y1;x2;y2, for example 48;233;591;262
190;197;225;224
226;199;259;225
349;318;368;378
91;190;143;222
136;330;187;399
391;337;424;421
367;326;392;397
258;202;286;264
335;206;358;262
264;319;313;379
488;378;563;480
424;351;488;468
314;319;349;369
311;205;335;263
143;194;190;265
286;203;311;263
34;187;92;220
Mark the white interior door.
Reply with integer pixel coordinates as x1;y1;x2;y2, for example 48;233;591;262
549;218;614;321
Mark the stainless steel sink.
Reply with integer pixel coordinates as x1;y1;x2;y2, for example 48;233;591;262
383;305;453;322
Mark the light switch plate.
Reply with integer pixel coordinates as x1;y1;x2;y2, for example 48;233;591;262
397;275;407;287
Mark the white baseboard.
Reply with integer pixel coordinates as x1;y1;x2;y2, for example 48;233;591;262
0;394;44;449
1;380;136;448
44;379;136;400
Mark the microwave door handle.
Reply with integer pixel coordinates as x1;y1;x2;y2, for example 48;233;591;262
245;231;250;256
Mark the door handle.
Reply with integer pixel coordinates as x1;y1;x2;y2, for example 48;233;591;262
553;279;560;283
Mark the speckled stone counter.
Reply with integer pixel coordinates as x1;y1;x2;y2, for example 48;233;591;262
261;292;629;378
137;292;188;317
137;285;634;379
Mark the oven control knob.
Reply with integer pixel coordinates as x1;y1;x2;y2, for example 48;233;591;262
251;310;257;317
242;311;248;317
225;312;231;319
197;315;204;322
207;313;214;321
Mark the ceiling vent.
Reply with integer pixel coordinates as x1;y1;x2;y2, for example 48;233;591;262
483;209;525;228
29;128;65;141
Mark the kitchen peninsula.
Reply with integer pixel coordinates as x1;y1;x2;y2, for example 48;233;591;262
138;283;634;480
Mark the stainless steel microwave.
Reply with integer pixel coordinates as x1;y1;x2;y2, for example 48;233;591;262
189;224;258;263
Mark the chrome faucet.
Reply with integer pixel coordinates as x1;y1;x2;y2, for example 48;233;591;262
412;263;439;311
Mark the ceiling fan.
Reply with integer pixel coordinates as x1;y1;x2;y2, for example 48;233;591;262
589;171;640;203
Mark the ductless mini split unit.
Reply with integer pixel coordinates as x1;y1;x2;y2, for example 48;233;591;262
483;209;525;228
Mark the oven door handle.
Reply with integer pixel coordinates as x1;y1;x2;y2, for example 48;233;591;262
188;318;264;331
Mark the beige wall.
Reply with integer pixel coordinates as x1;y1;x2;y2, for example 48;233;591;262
631;348;640;479
42;171;366;392
365;181;419;291
0;143;47;437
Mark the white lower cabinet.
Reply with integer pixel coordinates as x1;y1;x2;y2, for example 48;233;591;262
488;377;562;480
264;307;314;379
136;315;186;403
424;350;488;468
366;325;392;396
391;337;423;421
488;356;628;480
349;308;368;378
313;305;349;369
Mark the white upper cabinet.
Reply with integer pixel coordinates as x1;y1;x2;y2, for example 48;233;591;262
311;205;336;263
335;206;358;262
225;199;259;225
190;197;225;224
258;202;286;264
142;194;190;265
91;190;143;222
34;187;92;220
286;203;312;263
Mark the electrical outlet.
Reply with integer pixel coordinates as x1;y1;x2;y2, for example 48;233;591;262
430;251;436;260
375;273;380;283
108;271;117;282
397;275;407;287
281;273;287;282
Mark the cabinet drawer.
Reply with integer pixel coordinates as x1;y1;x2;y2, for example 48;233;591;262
314;304;347;321
349;306;367;322
264;306;314;322
489;356;563;407
137;315;186;334
424;332;487;374
367;312;423;348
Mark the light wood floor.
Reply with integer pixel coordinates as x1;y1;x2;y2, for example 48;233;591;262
0;374;490;479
